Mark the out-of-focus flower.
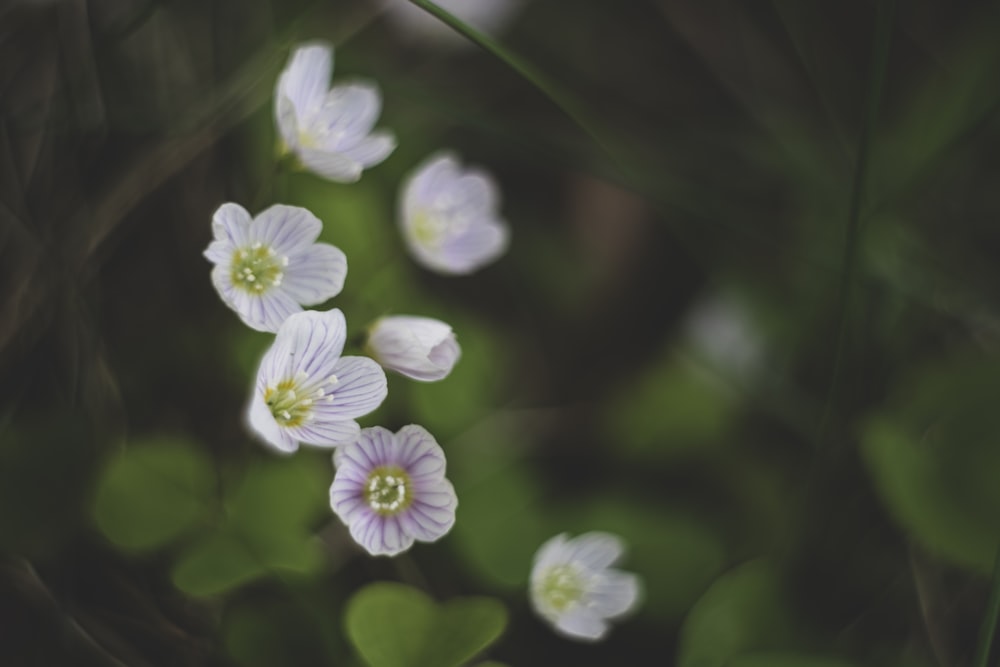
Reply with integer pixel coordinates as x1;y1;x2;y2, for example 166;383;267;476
248;309;388;453
399;152;509;274
275;42;396;182
330;425;457;556
366;315;460;382
530;532;641;641
204;203;347;332
378;0;524;48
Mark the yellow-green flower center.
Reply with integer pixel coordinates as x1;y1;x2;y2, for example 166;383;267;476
364;466;412;515
537;565;585;612
412;210;444;246
264;372;338;428
231;243;287;293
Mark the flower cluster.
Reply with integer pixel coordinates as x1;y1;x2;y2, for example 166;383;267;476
203;38;639;646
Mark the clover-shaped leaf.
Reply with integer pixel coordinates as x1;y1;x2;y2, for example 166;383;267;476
345;582;507;667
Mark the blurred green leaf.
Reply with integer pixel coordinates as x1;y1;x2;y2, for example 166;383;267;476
92;436;213;550
224;596;334;667
729;653;856;667
345;582;507;667
860;352;1000;574
575;499;727;621
677;560;799;667
172;454;327;596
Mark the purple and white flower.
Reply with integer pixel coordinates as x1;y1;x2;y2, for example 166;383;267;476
204;203;347;332
530;532;642;641
275;42;396;183
399;152;509;275
366;315;461;382
247;309;387;453
330;425;458;556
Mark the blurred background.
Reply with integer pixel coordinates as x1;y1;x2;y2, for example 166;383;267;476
2;0;1000;665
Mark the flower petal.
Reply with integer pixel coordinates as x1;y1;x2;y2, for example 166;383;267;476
340;131;397;169
406;478;457;542
212;202;252;248
261;309;348;382
402;153;460;212
532;533;571;571
287;418;360;448
250;204;323;256
210;266;301;333
282;242;348;305
434;218;509;274
204;239;232;264
310;82;385;147
394;424;447;480
554;607;608;641
351;511;416;556
566;532;625;570
247;392;299;453
276;42;333;121
368;316;460;382
312;356;388;420
298;148;364;183
590;570;641;619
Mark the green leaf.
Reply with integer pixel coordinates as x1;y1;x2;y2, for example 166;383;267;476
345;582;507;667
92;437;213;550
677;560;799;667
859;352;1000;574
729;653;857;667
172;455;327;596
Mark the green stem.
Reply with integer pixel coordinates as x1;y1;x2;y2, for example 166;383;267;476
974;546;1000;667
813;0;896;451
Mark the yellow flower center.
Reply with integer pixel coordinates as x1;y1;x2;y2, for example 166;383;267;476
537;565;585;612
364;466;412;515
231;243;287;293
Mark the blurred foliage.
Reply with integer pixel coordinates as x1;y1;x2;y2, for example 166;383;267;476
4;0;1000;665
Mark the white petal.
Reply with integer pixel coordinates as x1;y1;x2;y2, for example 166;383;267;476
339;426;395;470
261;309;347;382
340;131;396;169
275;92;300;149
204;239;232;264
212;202;252;248
297;148;364;183
368;316;460;382
566;532;626;570
312;356;387;420
532;533;572;572
351;511;416;557
287;418;361;448
433;218;509;274
210;266;301;332
276;42;333;121
250;204;323;255
309;82;384;147
450;170;500;213
282;243;347;305
394;424;447;479
589;570;641;619
554;607;609;641
402;152;460;213
246;392;299;453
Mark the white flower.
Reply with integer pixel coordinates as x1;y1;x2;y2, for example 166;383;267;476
530;532;641;641
248;309;388;453
275;42;396;183
378;0;524;48
204;203;348;332
399;152;509;275
330;425;457;556
366;315;461;382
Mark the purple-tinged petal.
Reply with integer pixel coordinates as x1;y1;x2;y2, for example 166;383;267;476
367;316;460;382
565;532;625;570
212;202;252;248
340;131;397;168
434;218;509;274
554;607;608;642
262;309;347;382
282;243;347;305
312;356;387;420
204;239;232;264
310;83;384;147
276;42;333;121
395;424;447;479
247;393;299;453
298;148;363;183
590;570;641;619
250;204;322;256
287;418;360;448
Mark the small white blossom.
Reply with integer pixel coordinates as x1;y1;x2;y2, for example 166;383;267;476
378;0;524;48
399;152;509;275
248;309;388;453
530;532;641;641
367;315;461;382
275;42;396;182
330;425;457;556
204;203;348;332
